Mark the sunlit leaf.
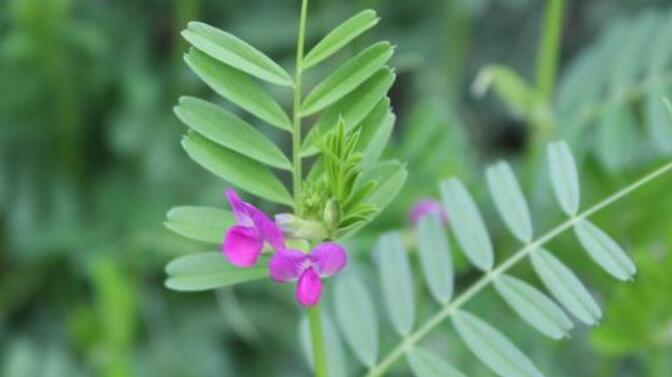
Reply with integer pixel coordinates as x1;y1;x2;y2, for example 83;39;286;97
302;68;395;156
182;131;293;206
494;274;573;339
452;310;544;377
182;22;293;86
486;161;533;242
530;248;602;325
165;252;267;291
416;213;453;303
175;97;291;170
441;178;494;271
374;232;415;335
301;42;393;116
334;271;378;367
406;347;468;377
303;10;380;69
185;48;291;130
164;206;234;244
574;219;636;281
547;141;580;215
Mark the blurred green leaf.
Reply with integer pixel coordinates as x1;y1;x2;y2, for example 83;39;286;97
547;141;580;216
359;159;408;211
473;64;539;118
453;310;544;377
182;22;293;87
374;232;415;335
574;219;636;281
303;9;379;69
406;347;468;377
185;48;291;130
334;270;378;367
182;131;293;206
416;213;453;303
440;178;494;271
165;206;234;244
175;96;291;170
531;248;601;325
300;312;347;377
494;274;573;339
301;42;393;116
165;252;268;291
359;107;395;169
486;161;533;243
302;68;395;156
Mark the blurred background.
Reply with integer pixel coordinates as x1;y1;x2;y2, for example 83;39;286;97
1;0;672;376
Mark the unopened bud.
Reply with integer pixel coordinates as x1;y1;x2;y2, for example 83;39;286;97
275;213;328;241
323;199;340;231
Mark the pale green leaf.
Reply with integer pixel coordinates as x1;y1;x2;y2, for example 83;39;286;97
182;131;293;206
406;347;469;377
359;108;395;169
452;310;544;377
165;252;267;291
303;10;380;69
596;105;637;172
374;232;414;335
440;178;494;271
547;141;580;215
300;313;347;377
164;206;234;244
302;68;395;156
185;48;291;130
494;274;573;339
175;97;291;170
359;160;408;210
486;161;533;242
530;248;602;325
301;42;393;116
334;271;378;367
416;213;453;303
574;219;636;281
644;89;672;155
182;22;293;87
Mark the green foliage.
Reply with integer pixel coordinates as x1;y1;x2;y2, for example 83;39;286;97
416;213;453;303
165;252;268;291
164;206;235;244
406;347;468;377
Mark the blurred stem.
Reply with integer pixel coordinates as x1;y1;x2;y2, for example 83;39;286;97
364;158;672;377
292;0;308;209
308;305;328;377
444;0;471;106
535;0;565;103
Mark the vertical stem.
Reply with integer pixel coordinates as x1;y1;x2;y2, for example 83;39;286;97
293;1;328;376
292;0;309;207
535;0;565;102
308;305;328;377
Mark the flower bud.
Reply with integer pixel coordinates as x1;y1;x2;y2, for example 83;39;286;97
323;198;340;231
275;213;328;241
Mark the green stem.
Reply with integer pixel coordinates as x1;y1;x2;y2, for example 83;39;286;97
535;0;565;102
292;0;308;207
308;305;329;377
364;158;672;377
292;1;327;376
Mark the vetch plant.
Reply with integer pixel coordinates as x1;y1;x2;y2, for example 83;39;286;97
164;2;403;377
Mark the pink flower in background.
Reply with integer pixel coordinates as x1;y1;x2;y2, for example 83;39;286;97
222;189;285;267
409;198;448;226
269;243;347;307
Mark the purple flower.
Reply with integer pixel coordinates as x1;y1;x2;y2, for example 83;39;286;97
222;189;285;267
409;198;448;226
269;243;347;307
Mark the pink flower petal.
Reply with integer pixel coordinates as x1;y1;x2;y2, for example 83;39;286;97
269;249;306;282
409;199;447;226
222;225;263;267
225;189;285;250
296;268;322;307
311;242;347;277
226;189;254;227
